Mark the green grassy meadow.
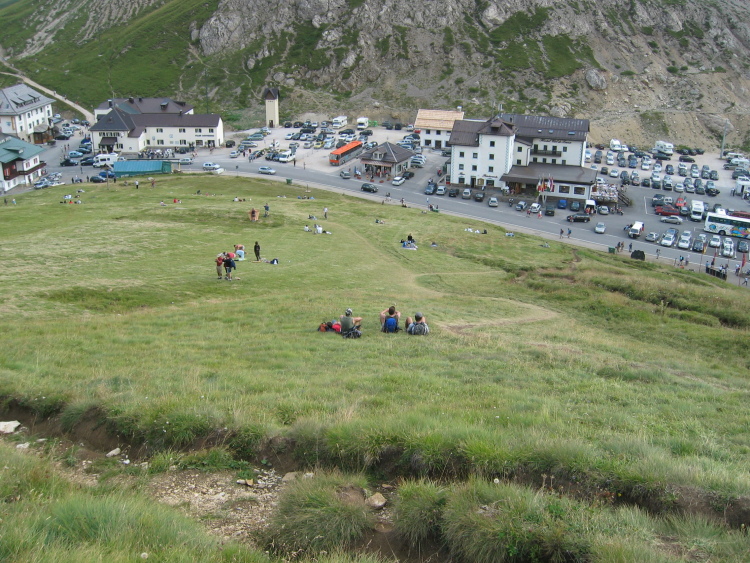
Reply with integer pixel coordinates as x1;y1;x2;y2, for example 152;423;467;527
1;174;750;561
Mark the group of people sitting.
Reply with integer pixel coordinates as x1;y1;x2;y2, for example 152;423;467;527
319;305;429;338
304;224;327;234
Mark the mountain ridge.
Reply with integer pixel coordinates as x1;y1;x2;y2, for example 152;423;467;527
0;0;749;147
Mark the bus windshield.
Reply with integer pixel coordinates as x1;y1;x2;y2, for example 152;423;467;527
329;141;363;166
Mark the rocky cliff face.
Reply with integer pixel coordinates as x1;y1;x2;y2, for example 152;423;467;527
3;0;750;146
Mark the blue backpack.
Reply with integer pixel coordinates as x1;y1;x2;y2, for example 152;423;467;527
382;316;399;333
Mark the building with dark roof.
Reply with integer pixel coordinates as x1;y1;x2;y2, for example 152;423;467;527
359;142;415;177
90;106;223;153
0;84;54;144
446;112;593;201
0;133;47;192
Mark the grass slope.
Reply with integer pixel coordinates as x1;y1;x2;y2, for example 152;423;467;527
1;176;749;544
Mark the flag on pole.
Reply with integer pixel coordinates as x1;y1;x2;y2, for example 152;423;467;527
549;177;554;192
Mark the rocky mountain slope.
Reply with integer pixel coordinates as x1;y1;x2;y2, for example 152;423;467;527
1;0;749;147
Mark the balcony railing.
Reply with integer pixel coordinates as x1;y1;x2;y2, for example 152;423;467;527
532;149;562;157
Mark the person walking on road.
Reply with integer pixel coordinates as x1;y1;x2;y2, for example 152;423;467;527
559;229;564;239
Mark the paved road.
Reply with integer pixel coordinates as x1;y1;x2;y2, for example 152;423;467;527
24;131;750;281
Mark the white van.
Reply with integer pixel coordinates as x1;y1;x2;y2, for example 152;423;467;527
332;116;348;129
628;221;645;238
609;139;622;152
277;152;295;163
690;200;705;222
654;140;674;155
92;153;119;168
356;117;369;130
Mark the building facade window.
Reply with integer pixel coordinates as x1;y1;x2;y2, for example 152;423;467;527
459;151;465;158
209;128;214;133
156;128;164;133
488;166;494;173
195;128;202;133
489;141;495;147
179;128;186;133
471;165;477;171
458;164;464;171
489;154;494;160
472;153;478;159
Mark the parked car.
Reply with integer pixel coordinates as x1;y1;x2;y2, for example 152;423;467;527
570;201;581;212
515;201;528;211
594;222;606;234
679;155;695;162
258;166;276;175
721;239;735;258
391;176;405;186
660;233;677;247
737;240;749;254
567;214;591;223
557;199;568;209
462;188;472;199
89;175;107;183
448;188;459;197
425;184;437;196
474;191;485;202
360;182;378;193
645;232;660;242
677;232;693;249
339;170;351;179
79;156;95;166
708;235;722;248
545;203;555;216
692;239;706;252
529;202;542;213
706;187;720;197
598;205;610;215
655;205;680;216
402;171;415;179
59;158;78;166
436;185;446;195
488;197;499;207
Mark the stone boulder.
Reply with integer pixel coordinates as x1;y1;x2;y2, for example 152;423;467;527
585;69;607;91
698;114;734;136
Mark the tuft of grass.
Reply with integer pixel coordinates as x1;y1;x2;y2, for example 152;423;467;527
441;480;591;562
265;470;374;555
394;480;448;546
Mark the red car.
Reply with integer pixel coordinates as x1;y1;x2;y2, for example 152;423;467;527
654;205;680;216
675;197;687;208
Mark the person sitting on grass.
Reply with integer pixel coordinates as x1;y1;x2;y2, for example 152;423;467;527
380;305;401;333
340;308;362;338
406;312;429;335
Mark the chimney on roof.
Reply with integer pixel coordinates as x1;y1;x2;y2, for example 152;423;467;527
108;99;113;107
179;110;182;116
139;97;143;102
128;97;134;103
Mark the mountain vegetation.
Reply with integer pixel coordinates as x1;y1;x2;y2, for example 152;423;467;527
1;0;749;146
